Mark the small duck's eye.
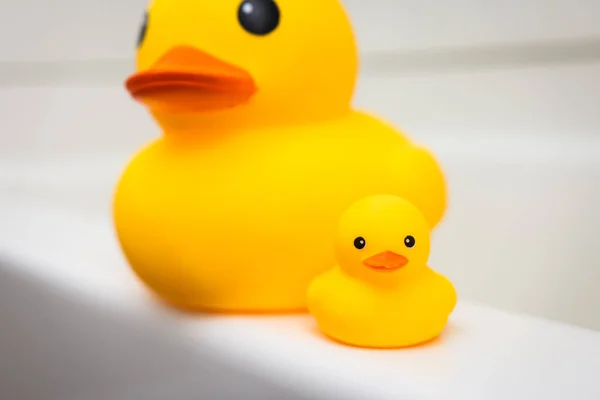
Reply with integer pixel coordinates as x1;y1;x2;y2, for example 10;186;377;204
353;237;366;250
137;12;149;48
404;235;416;248
238;0;280;36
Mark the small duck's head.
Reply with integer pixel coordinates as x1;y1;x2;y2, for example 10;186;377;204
335;195;431;284
125;0;357;130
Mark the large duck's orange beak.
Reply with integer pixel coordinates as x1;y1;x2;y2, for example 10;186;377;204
125;46;257;112
363;251;408;272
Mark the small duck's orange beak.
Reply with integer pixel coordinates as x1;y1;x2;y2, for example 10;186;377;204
363;251;408;272
125;46;257;112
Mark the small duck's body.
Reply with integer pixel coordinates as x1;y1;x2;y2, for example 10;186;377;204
114;0;447;312
309;266;456;347
308;195;456;348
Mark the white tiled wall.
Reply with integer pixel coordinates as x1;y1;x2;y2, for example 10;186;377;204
2;0;600;61
1;0;600;329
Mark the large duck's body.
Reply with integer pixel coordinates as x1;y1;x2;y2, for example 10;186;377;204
114;0;447;311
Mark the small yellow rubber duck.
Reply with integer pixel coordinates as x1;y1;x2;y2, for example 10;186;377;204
308;195;457;348
114;0;447;312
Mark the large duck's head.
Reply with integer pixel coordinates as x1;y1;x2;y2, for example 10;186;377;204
126;0;357;130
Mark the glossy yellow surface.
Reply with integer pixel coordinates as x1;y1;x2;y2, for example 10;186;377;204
308;195;456;348
113;0;447;312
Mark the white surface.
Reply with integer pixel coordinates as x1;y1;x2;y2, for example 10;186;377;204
1;191;600;400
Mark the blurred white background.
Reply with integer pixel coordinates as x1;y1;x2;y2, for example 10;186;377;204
1;0;599;331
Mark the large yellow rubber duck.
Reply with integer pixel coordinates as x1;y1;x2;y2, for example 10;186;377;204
113;0;447;312
308;195;456;348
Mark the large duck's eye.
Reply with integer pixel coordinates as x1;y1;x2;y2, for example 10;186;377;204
353;237;366;250
137;12;149;48
238;0;280;36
